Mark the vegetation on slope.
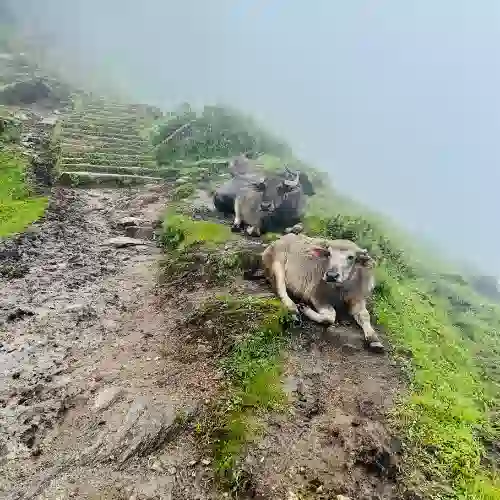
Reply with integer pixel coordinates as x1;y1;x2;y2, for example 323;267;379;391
0;149;47;237
158;205;293;494
155;105;500;498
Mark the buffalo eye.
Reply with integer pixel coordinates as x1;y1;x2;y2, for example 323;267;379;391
347;255;355;261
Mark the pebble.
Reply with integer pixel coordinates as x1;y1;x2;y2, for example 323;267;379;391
187;459;197;467
93;386;123;411
201;458;211;465
64;303;86;313
103;236;148;248
149;459;163;472
167;466;177;475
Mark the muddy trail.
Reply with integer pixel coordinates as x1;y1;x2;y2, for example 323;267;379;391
0;184;403;500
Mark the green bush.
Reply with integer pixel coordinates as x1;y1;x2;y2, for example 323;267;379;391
153;104;291;165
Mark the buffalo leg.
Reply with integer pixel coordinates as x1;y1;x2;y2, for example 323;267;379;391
271;260;298;314
232;197;242;231
300;304;335;324
349;301;384;352
246;225;261;237
307;297;337;324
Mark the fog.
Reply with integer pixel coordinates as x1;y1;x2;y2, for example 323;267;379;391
7;0;500;274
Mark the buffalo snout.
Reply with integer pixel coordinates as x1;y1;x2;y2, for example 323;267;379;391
324;270;341;283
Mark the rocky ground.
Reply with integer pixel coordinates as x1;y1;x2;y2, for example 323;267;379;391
0;183;403;500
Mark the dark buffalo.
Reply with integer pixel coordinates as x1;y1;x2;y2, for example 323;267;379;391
213;156;315;236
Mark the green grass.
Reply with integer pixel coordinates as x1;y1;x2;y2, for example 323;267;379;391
193;296;292;493
0;150;47;237
160;208;234;251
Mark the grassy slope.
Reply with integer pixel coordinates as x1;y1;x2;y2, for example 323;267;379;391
155;107;500;498
0;150;47;237
304;192;500;498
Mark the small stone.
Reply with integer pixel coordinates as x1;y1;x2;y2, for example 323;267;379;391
341;343;359;353
149;459;163;472
316;485;324;493
64;303;86;313
201;458;211;465
31;446;42;457
93;386;123;411
167;466;177;475
337;496;351;500
187;460;197;467
117;217;142;227
103;236;148;248
287;491;299;500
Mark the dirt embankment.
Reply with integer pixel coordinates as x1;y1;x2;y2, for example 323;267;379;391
0;184;404;500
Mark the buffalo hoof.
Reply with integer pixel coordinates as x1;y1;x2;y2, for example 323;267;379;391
291;313;303;327
367;340;385;353
231;224;241;233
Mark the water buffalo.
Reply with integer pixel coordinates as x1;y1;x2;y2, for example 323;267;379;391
213;156;315;235
232;170;306;236
262;233;384;352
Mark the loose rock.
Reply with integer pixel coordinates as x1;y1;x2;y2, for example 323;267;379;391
93;386;123;412
103;237;148;248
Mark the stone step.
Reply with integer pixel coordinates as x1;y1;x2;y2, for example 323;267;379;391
58;171;164;187
60;130;143;141
60;142;150;155
62;122;140;133
60;156;157;167
83;105;152;114
63;117;147;128
71;109;147;119
59;163;179;178
60;132;148;146
60;150;155;159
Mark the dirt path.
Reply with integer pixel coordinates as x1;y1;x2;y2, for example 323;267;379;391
1;184;403;500
0;185;217;499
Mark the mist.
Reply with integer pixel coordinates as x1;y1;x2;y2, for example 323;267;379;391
7;0;500;274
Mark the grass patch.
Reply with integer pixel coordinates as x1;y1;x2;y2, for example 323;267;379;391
0;150;47;237
158;208;249;288
160;208;234;251
193;295;292;494
171;182;195;201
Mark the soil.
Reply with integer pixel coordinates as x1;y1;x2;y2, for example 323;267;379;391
0;184;404;500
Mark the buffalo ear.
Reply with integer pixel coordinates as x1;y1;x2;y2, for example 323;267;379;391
310;246;330;258
356;249;374;265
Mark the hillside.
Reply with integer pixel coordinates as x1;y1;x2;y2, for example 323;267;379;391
1;38;500;500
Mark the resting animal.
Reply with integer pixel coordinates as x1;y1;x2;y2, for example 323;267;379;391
261;233;384;352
